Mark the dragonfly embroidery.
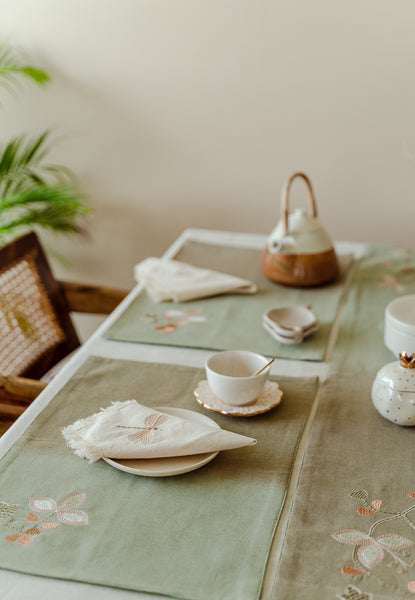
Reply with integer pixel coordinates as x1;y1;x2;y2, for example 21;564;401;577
116;413;169;444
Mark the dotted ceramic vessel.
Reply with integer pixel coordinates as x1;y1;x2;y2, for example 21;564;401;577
371;352;415;426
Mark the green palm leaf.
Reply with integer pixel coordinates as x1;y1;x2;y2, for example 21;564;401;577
0;185;90;244
0;44;49;95
0;131;73;197
0;41;89;246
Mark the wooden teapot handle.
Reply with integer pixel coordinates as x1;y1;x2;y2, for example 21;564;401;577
282;172;318;235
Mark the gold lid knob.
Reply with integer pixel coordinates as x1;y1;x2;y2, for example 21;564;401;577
399;352;415;368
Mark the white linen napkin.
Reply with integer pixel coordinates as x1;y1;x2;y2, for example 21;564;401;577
134;257;257;302
62;401;256;463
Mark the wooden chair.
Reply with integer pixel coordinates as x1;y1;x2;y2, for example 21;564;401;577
0;231;129;434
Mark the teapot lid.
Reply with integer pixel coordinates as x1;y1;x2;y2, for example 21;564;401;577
267;208;335;254
286;208;322;234
375;353;415;392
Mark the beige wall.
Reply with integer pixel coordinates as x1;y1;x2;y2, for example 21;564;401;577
1;0;415;290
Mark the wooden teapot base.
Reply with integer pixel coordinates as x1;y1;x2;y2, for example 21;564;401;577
260;247;339;287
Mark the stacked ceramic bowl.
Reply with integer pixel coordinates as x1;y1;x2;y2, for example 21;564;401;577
262;305;319;345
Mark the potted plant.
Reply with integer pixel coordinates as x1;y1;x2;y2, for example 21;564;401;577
0;42;89;247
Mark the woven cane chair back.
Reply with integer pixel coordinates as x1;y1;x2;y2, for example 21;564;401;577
0;232;80;379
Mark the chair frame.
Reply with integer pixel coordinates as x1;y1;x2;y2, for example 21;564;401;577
0;231;81;379
0;231;129;426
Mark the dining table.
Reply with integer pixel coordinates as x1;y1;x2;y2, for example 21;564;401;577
0;227;414;600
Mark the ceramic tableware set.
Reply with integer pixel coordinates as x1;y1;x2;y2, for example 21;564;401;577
66;171;342;477
196;171;340;412
372;295;415;426
258;171;340;345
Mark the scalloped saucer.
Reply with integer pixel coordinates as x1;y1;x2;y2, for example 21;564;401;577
193;380;283;417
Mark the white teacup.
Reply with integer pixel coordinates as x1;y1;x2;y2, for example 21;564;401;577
205;350;271;406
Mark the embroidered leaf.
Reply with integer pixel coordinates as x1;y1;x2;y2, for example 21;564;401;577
376;534;413;551
165;310;184;318
19;535;33;546
25;528;41;536
188;315;207;323
341;566;365;576
332;529;369;545
357;508;376;516
25;513;39;522
371;499;383;511
29;497;57;513
0;502;22;520
56;509;88;526
42;522;59;529
337;585;373;600
350;490;368;500
408;580;415;593
357;541;384;569
5;533;20;542
57;491;86;510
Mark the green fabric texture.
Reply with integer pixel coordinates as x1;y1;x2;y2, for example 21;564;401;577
104;241;353;361
0;356;317;600
272;245;415;599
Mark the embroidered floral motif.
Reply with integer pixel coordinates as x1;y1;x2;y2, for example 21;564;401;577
376;273;407;294
332;529;413;570
117;412;169;444
336;584;372;600
1;491;88;546
143;308;207;333
375;249;415;295
332;489;415;596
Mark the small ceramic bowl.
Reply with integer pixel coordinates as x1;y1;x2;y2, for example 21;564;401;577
263;305;319;345
205;350;270;406
384;295;415;357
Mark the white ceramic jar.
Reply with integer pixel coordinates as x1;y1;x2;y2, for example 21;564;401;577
371;353;415;426
384;295;415;357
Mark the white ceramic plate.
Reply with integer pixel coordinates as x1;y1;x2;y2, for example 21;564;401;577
102;407;219;477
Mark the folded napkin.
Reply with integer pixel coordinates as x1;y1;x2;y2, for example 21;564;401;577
134;257;257;302
62;401;256;462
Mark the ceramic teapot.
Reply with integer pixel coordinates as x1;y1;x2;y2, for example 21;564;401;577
372;352;415;426
260;172;339;286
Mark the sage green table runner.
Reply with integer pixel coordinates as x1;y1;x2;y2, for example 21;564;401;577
104;241;353;361
0;356;318;600
271;245;415;599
